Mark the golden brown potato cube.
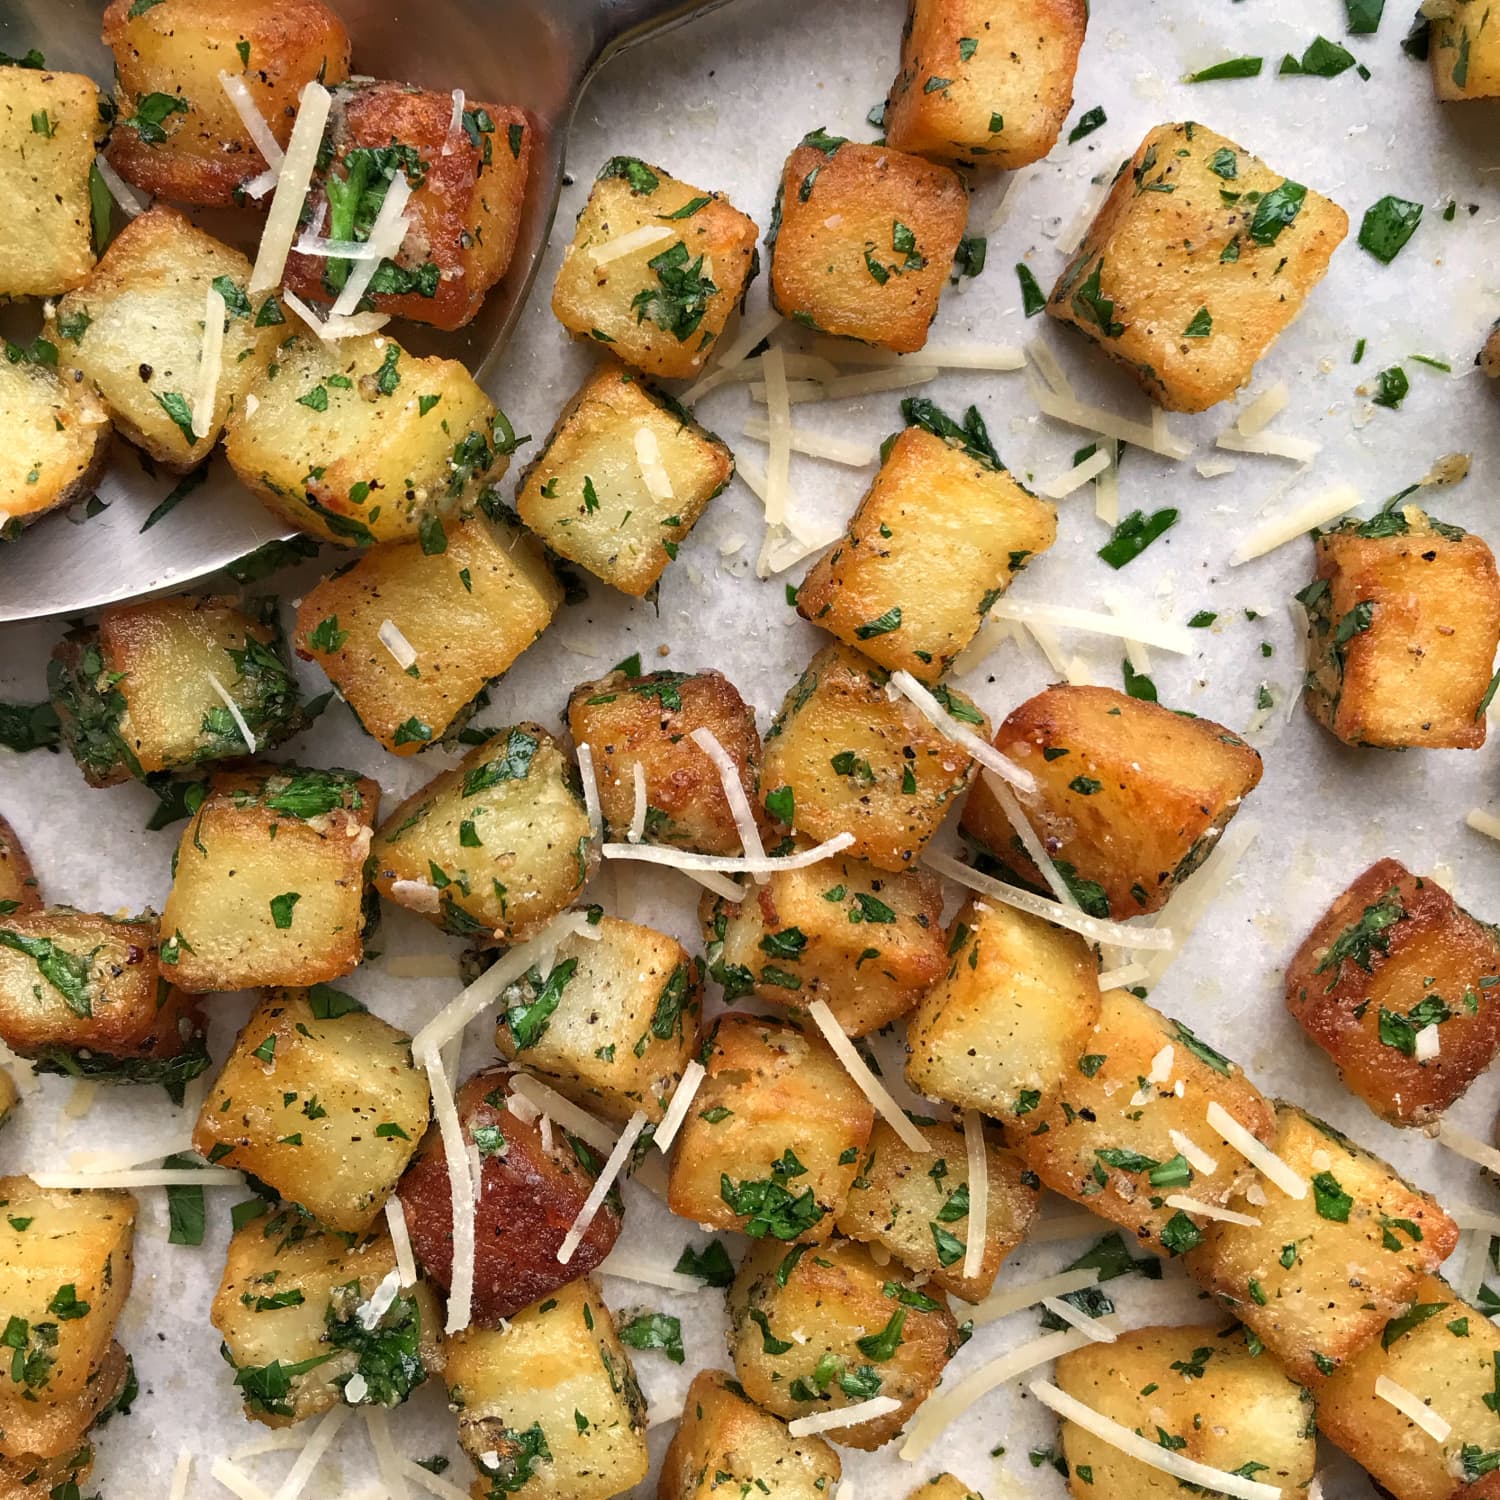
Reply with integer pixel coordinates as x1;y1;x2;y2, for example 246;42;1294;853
835;1118;1040;1301
295;512;560;755
515;361;733;596
551;157;759;380
884;0;1088;168
796;425;1056;682
1020;989;1275;1256
51;207;274;469
0;816;41;916
667;1014;875;1243
372;724;593;945
728;1236;959;1450
1055;1324;1316;1498
212;1209;441;1426
763;642;983;873
1300;508;1500;750
223;323;511;547
1047;123;1348;411
567;666;762;854
905;1479;985;1500
1183;1103;1460;1384
770;134;967;353
443;1278;648;1500
701;856;948;1036
102;0;350;206
194;987;428;1233
159;765;379;993
0;1440;101;1498
905;895;1100;1118
1432;5;1500;99
961;684;1263;918
0;66;99;297
0;352;110;534
0;1340;131;1464
282;80;529;331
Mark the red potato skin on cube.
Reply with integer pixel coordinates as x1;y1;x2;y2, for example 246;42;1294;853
396;1068;620;1324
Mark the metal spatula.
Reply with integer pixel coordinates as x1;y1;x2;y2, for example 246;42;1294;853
0;0;732;623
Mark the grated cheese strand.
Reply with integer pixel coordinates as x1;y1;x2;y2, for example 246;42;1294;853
206;672;257;753
890;672;1035;793
1413;1024;1440;1062
1039;1296;1117;1342
652;1060;706;1153
1028;376;1191;460
1206;1101;1307;1200
588;224;677;266
1098;962;1148;992
1130;1045;1176;1107
192;284;227;438
365;1409;409;1500
1169;1129;1219;1177
442;89;465;156
627;761;648;843
576;742;603;842
690;727;767;875
1374;1376;1452;1441
557;1110;649;1263
601;832;854;876
169;1451;192;1500
982;771;1076;907
94;153;148;216
787;1395;903;1438
1230;486;1362;565
598;1250;707;1293
330;175;414;317
270;1403;347;1500
509;1075;618;1155
378;618;417;672
634;426;675;502
983;598;1195;654
249;81;332;294
1236;382;1289;436
1040;447;1111;500
281;287;389;343
1451;1202;1500;1235
680;306;784;402
962;1108;989;1281
742;413;877;468
1466;807;1500;843
419;1046;476;1333
807;999;930;1154
31;1167;242;1189
1162;1194;1261;1227
969;1268;1100;1327
217;71;284;171
1435;1121;1500;1175
1215;428;1321;463
211;1457;276;1500
385;1197;417;1287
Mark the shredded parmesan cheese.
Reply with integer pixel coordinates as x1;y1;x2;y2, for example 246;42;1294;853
169;1450;192;1500
742;414;877;467
1236;383;1289;436
889;671;1035;793
558;1110;648;1263
1028;377;1192;460
217;72;284;172
250;81;332;294
628;761;648;844
329;174;413;317
979;772;1077;908
206;672;257;753
760;344;792;526
1374;1376;1451;1441
211;1457;276;1500
1196;457;1238;479
1230;486;1362;565
281;287;389;343
970;1268;1101;1327
1206;1101;1307;1200
31;1166;242;1189
389;879;441;914
807;1000;930;1154
419;1046;476;1332
1413;1024;1441;1062
690;728;767;874
1435;1121;1500;1175
191;283;227;439
385;1197;417;1287
270;1404;347;1500
576;742;602;842
443;89;465;155
634;426;675;503
589;224;677;266
1097;962;1148;991
652;1060;706;1153
378;619;417;672
356;1270;401;1332
601;831;854;876
680;306;784;402
1095;440;1120;524
1162;1195;1260;1227
1039;1296;1117;1342
1466;807;1500;843
598;1250;706;1293
1130;1045;1176;1107
1169;1130;1219;1177
94;153;147;216
508;1075;618;1155
962;1108;989;1280
983;598;1195;654
1041;447;1111;499
1451;1202;1500;1234
1216;428;1321;463
365;1409;409;1500
787;1396;902;1439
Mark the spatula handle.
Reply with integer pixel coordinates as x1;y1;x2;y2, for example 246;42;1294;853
593;0;738;61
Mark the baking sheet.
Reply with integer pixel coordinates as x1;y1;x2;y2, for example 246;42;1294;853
2;0;1500;1494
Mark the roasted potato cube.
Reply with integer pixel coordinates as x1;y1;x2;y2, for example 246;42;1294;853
728;1236;959;1449
551;157;759;379
397;1068;621;1327
1431;4;1500;99
567;666;762;854
1047;123;1348;411
223;324;512;547
194;987;427;1233
0;1437;103;1498
372;724;594;945
835;1118;1039;1301
1183;1103;1460;1383
0;816;41;916
961;685;1263;918
905;1479;985;1500
1300;507;1500;749
212;1209;441;1426
51;207;274;469
282;80;529;330
0;352;110;534
515;361;733;596
443;1278;648;1499
662;1368;843;1500
796;425;1056;682
770;134;967;353
883;0;1087;168
295;512;560;755
905;895;1100;1118
0;66;99;297
1055;1324;1316;1498
701;856;948;1036
667;1014;875;1243
102;0;350;206
0;1340;131;1464
160;765;378;992
763;643;983;872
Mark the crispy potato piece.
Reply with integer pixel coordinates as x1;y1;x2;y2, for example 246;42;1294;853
1482;318;1500;378
0;1438;101;1499
728;1236;960;1450
961;685;1263;918
0;354;110;534
102;0;350;205
0;1340;130;1464
905;1479;986;1500
667;1014;875;1244
295;512;560;755
770;134;967;353
0;816;41;915
1432;6;1500;99
552;157;759;379
1301;508;1500;749
1048;123;1348;411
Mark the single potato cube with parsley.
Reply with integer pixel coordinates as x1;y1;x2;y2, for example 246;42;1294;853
905;896;1100;1118
102;0;350;206
661;1368;843;1500
771;131;967;352
0;815;41;915
728;1236;960;1450
0;1340;131;1466
700;856;948;1035
835;1117;1040;1302
194;986;429;1234
961;685;1263;918
515;361;733;596
1055;1324;1317;1499
667;1013;875;1244
797;419;1057;682
48;596;304;787
551;156;759;379
443;1277;649;1500
1047;122;1348;411
0;348;110;535
295;510;560;756
1431;3;1500;99
372;724;594;945
883;0;1088;168
1182;1103;1460;1385
1300;507;1500;750
212;1209;441;1427
159;765;379;993
762;642;984;872
0;65;100;297
567;664;762;854
282;80;530;331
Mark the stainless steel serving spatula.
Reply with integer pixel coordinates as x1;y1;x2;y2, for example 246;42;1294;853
0;0;733;623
